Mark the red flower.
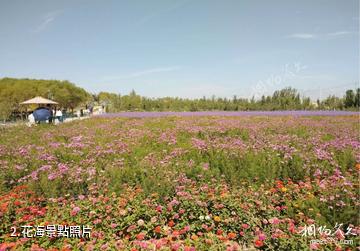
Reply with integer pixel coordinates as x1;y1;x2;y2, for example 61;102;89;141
22;214;33;221
276;180;284;189
254;239;264;248
172;230;180;237
136;232;145;240
14;200;21;206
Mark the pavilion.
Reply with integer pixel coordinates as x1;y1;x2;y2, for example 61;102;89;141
20;96;58;106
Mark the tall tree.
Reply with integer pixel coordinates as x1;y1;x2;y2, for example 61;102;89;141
355;88;360;108
344;89;355;108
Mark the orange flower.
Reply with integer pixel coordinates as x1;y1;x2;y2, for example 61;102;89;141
356;163;360;170
214;216;221;222
218;235;227;241
0;202;8;213
254;239;264;248
205;239;213;245
119;198;128;208
191;234;198;240
227;232;237;239
216;229;223;235
220;192;228;198
168;220;175;227
0;242;16;250
154;226;161;234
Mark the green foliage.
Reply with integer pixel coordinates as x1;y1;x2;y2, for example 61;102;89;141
0;101;12;122
344;89;355;108
0;78;92;116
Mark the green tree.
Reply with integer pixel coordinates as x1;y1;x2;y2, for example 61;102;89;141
344;89;355;108
0;101;12;123
355;88;360;108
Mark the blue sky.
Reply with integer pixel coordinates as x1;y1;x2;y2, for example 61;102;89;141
0;0;358;99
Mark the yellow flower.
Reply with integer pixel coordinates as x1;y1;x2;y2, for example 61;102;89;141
281;187;287;192
214;216;221;222
307;192;314;198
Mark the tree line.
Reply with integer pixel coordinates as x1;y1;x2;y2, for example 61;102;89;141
0;78;359;122
96;87;360;112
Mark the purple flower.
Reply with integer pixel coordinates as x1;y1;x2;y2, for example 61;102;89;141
48;173;57;180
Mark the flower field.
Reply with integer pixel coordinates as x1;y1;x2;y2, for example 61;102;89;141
0;115;359;250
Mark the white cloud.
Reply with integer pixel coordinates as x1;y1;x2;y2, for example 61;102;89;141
287;33;317;39
287;31;356;39
32;11;61;33
327;31;353;36
102;66;181;81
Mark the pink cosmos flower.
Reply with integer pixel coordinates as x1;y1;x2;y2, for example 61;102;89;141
310;243;320;250
71;206;81;216
100;244;108;250
30;171;38;181
171;243;181;251
258;233;267;241
138;241;148;249
93;218;102;224
48;173;57;180
269;217;280;225
127;225;137;232
202;163;209;170
156;205;163;212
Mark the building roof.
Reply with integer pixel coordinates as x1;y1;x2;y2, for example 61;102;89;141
20;96;58;105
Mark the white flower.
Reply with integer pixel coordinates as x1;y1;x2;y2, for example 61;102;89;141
199;216;205;221
205;215;211;221
137;219;145;226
